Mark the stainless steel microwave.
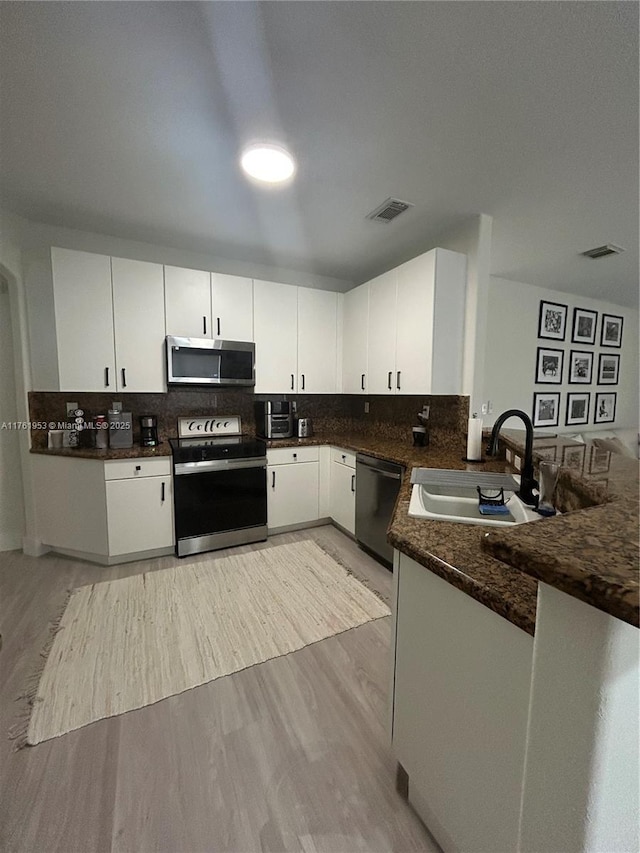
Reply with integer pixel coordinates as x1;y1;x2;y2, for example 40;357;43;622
166;336;255;387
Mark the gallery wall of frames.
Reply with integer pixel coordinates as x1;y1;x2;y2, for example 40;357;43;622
482;277;638;433
533;301;623;428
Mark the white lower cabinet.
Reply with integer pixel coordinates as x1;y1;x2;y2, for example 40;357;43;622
392;553;533;853
329;447;356;535
32;455;174;564
105;467;174;556
266;447;319;530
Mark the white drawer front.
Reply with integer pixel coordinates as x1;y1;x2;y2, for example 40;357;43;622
330;447;356;468
104;458;172;480
267;446;319;465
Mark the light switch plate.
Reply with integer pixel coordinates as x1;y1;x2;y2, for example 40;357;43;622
364;401;370;413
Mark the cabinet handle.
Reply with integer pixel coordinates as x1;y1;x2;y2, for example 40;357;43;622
105;367;110;387
272;471;276;488
291;374;295;390
396;370;401;390
161;481;165;502
341;454;346;461
203;316;207;335
216;317;221;337
293;453;297;460
122;368;127;388
301;374;305;390
351;474;356;493
387;371;392;390
361;373;365;391
135;465;141;473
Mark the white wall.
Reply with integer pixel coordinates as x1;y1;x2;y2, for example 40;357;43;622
482;276;639;432
0;210;32;550
519;584;639;853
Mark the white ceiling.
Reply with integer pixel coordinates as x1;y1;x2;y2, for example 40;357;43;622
0;2;638;305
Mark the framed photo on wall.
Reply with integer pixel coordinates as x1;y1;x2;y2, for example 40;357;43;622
532;391;560;428
597;352;620;385
538;300;568;341
600;314;623;348
568;350;593;384
535;347;564;384
594;392;616;424
571;307;597;345
565;392;590;426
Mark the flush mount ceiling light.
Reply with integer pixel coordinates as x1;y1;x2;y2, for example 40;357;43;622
240;143;296;184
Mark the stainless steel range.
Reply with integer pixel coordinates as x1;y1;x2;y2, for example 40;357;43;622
169;416;267;557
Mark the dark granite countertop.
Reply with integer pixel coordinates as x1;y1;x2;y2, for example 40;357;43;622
482;431;639;629
30;441;173;460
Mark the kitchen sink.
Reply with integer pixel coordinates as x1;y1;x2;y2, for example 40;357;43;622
408;468;542;527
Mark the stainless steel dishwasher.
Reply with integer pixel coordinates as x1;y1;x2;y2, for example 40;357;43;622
355;453;403;569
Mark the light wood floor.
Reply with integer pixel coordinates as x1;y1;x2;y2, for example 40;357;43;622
0;525;438;853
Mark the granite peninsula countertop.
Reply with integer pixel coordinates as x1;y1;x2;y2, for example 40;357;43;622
482;430;639;629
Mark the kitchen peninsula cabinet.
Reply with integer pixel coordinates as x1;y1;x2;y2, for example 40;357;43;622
48;248;165;393
164;267;254;341
392;552;533;853
266;446;320;530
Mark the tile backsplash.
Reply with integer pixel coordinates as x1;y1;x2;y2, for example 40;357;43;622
29;390;469;452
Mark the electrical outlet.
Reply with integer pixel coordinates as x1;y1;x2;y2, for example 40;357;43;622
481;403;488;415
514;454;522;471
488;400;493;414
506;449;513;463
364;401;370;413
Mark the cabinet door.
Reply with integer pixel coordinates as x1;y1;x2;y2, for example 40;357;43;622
267;462;319;529
111;257;166;392
297;288;338;393
395;252;436;394
342;283;369;394
330;460;356;534
211;273;253;341
106;475;174;555
164;265;211;338
367;270;398;394
253;280;298;393
51;248;116;392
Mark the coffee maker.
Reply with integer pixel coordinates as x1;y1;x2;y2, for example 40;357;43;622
140;415;159;447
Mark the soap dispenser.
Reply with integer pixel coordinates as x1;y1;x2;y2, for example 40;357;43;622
413;405;430;447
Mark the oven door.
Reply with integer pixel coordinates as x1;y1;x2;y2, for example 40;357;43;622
173;457;267;555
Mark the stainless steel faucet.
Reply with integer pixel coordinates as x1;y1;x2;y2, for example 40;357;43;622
486;409;539;507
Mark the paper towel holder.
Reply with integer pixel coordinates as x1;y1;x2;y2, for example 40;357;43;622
463;412;486;463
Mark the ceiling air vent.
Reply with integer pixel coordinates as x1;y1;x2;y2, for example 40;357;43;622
366;197;414;224
581;244;625;259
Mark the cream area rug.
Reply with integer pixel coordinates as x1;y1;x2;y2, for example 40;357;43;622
22;540;390;746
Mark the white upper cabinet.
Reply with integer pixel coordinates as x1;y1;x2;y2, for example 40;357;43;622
51;248;116;392
342;283;369;394
297;288;338;394
164;265;211;338
253;279;299;393
342;247;467;396
164;268;254;341
211;273;253;341
367;269;398;394
111;257;166;393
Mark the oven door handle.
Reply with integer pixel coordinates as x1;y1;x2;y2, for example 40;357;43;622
174;457;267;475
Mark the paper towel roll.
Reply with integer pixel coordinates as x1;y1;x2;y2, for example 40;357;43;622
466;416;483;461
